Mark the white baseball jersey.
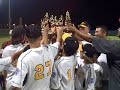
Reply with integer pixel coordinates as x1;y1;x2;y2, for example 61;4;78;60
12;42;59;90
0;57;11;72
83;64;96;90
75;51;85;90
97;53;109;81
75;64;96;90
76;51;85;67
75;64;85;90
75;40;92;90
2;43;24;58
93;63;103;88
50;55;77;90
2;43;24;90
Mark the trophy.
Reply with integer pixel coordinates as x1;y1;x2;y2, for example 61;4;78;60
49;15;55;27
54;16;58;24
41;12;49;29
43;12;49;25
63;11;72;33
58;15;63;26
65;11;71;26
41;19;44;33
49;15;54;26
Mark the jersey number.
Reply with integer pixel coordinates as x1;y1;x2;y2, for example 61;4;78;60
35;60;52;80
67;69;72;81
67;65;76;81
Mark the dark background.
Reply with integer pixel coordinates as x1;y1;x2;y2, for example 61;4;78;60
0;0;120;29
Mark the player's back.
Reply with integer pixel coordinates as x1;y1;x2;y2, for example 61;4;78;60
15;45;57;90
2;44;24;90
51;56;77;90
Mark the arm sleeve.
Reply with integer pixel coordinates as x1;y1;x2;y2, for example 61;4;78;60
0;57;11;72
92;37;113;54
92;37;120;56
50;62;61;89
12;55;28;88
49;42;60;58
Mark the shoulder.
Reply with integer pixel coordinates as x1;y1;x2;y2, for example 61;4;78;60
93;63;102;71
54;57;65;67
48;42;60;49
55;56;75;66
81;41;91;45
3;44;13;50
19;47;44;62
18;49;33;61
2;45;13;55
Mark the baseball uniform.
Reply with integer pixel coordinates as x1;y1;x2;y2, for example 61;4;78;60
12;42;59;90
50;55;77;90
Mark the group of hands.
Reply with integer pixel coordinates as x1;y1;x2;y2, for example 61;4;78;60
43;23;78;35
10;23;80;67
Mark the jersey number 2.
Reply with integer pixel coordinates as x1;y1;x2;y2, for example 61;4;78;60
35;60;52;80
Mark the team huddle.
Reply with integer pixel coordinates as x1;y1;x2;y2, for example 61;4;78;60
0;12;112;90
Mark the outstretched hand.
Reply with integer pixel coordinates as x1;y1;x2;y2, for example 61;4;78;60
56;26;63;43
67;25;78;33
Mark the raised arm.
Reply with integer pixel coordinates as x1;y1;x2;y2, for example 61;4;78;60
68;26;93;42
56;27;63;43
43;25;50;45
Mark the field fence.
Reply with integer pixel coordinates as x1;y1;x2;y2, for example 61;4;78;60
0;29;118;36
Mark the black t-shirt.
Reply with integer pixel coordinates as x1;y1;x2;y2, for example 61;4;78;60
92;37;120;90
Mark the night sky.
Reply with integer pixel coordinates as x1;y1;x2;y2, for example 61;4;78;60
0;0;120;29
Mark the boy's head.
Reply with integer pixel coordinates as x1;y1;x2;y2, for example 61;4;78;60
81;44;100;63
11;26;26;45
63;37;79;56
26;25;42;43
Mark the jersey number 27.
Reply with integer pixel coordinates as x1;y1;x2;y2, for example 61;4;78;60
35;60;52;80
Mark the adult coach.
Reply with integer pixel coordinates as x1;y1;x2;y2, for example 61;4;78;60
95;26;109;90
11;25;62;90
68;25;120;90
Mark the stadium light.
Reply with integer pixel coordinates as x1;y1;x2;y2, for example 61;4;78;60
1;0;11;30
9;0;11;30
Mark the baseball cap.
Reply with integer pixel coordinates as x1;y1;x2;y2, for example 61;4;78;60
78;21;89;28
26;25;42;39
62;33;72;41
64;37;79;56
82;44;100;58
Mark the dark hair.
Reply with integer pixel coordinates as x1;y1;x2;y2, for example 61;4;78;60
26;25;42;39
82;44;100;58
11;26;26;45
63;37;79;56
96;25;108;35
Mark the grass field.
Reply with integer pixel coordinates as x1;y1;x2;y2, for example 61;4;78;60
0;33;11;48
0;33;120;48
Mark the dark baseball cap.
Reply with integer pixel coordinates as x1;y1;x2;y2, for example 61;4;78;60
78;21;89;28
64;37;79;56
82;44;100;58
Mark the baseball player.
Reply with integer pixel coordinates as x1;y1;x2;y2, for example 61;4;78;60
11;25;62;90
50;36;79;90
2;26;26;90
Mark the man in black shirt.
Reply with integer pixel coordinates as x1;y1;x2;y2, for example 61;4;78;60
68;25;120;90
